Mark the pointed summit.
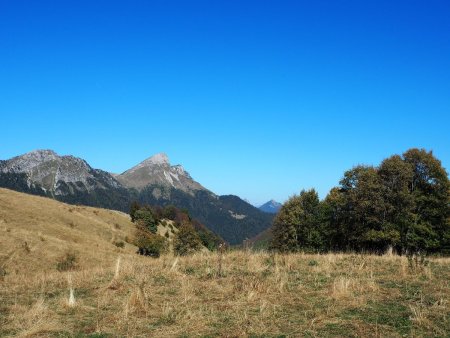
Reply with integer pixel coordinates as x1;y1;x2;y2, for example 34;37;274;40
259;200;282;214
142;152;170;166
122;153;170;175
117;153;204;193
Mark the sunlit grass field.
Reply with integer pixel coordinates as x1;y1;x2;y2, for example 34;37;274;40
1;250;449;337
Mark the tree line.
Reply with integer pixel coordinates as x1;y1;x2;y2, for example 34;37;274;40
271;148;449;256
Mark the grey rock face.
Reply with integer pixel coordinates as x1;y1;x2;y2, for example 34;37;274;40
116;153;206;195
0;149;122;195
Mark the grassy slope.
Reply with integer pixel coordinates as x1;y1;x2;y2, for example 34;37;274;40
0;188;449;337
0;187;140;275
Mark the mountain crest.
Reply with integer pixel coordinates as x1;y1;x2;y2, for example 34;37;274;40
259;199;282;214
0;149;122;196
141;152;170;166
117;153;202;193
0;149;274;245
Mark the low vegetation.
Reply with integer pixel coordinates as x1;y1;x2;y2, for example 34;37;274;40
0;188;137;276
0;251;448;337
55;252;78;272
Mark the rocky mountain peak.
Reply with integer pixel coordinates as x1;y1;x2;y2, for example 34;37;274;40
2;149;58;173
28;149;58;157
117;153;203;193
142;153;170;166
0;149;122;195
259;199;282;214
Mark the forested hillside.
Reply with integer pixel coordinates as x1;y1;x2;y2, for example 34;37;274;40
136;185;274;245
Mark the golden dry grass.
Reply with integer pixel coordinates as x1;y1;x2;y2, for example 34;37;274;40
1;250;449;337
0;189;449;337
0;188;138;276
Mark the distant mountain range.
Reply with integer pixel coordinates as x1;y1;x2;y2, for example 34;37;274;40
0;150;273;244
259;200;282;213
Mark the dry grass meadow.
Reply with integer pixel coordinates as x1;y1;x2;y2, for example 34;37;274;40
0;188;449;337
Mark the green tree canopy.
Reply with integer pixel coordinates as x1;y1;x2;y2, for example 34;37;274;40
271;189;325;252
174;224;203;256
272;148;449;256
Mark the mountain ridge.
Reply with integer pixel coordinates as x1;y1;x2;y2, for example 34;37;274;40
0;150;273;244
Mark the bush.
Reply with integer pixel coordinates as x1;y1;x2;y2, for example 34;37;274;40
308;260;318;266
135;226;167;258
0;267;6;280
56;252;78;271
174;224;203;256
114;241;125;248
162;205;178;220
134;210;158;233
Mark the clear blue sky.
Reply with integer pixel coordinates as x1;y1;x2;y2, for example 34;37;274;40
1;1;449;206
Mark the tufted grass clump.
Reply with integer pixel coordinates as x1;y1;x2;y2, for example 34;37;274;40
56;252;78;272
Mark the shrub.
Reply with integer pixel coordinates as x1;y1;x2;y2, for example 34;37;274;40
134;210;157;233
135;226;167;258
0;267;6;280
22;241;31;253
56;252;78;271
162;205;178;220
174;224;203;256
114;241;125;248
129;201;141;222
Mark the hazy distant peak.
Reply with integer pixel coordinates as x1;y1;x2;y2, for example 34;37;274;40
259;199;282;214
